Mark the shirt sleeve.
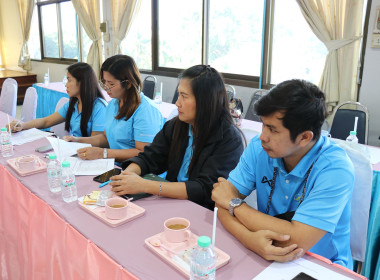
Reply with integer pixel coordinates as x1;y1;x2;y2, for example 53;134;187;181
57;101;69;118
90;99;107;132
133;102;164;143
228;136;259;196
293;154;354;233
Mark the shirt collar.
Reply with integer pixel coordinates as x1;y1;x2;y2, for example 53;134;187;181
273;136;324;178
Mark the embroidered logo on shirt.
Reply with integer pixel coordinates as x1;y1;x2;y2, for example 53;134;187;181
261;176;272;187
294;193;302;201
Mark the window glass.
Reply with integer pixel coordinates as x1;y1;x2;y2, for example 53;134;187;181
271;0;328;84
208;0;264;76
60;1;78;59
29;6;41;60
41;4;59;58
158;0;202;69
80;25;92;62
121;0;152;70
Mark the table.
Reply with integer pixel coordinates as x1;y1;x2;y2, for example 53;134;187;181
33;82;111;119
0;69;37;104
0;111;367;280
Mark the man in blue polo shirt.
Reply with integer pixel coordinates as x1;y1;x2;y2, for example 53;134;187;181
212;79;354;268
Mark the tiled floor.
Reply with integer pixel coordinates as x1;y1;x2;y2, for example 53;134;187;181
16;105;22;120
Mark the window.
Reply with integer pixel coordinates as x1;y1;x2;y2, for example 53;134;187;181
122;0;331;87
29;0;91;63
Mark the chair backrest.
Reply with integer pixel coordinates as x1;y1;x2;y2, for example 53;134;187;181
225;84;236;102
50;97;70;138
330;101;369;144
244;89;268;122
334;139;372;262
21;87;38;122
143;75;157;100
0;78;18;117
172;84;179;104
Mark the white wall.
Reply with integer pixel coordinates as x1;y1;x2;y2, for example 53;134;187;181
359;0;380;146
31;61;67;83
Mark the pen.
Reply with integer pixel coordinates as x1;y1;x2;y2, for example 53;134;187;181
99;180;112;188
14;120;21;131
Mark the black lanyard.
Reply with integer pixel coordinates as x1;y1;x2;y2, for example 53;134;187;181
264;163;314;215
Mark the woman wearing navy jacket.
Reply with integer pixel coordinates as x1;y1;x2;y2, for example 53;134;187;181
110;65;244;210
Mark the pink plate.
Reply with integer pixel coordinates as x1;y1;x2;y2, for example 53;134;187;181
78;200;145;227
7;154;47;176
145;231;230;277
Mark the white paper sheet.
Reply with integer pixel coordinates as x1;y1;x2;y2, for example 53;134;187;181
65;156;115;176
11;128;53;145
366;145;380;164
47;137;91;162
253;258;352;280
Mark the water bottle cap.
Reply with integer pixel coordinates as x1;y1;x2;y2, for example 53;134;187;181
49;154;57;159
197;236;211;247
62;161;70;167
350;131;357;136
1;127;7;131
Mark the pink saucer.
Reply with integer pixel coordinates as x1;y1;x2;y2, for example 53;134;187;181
7;154;47;176
78;200;145;227
145;231;230;277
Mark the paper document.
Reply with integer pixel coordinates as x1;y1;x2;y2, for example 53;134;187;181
47;137;91;162
11;128;53;145
253;258;351;280
65;156;115;176
366;145;380;164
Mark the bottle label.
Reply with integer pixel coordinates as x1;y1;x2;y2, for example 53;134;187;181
62;179;75;187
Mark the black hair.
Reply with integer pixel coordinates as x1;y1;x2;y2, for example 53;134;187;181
100;55;142;120
169;65;236;174
255;79;327;142
65;62;105;137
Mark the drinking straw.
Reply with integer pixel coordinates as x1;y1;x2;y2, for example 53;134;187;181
7;114;11;137
212;207;218;250
160;82;163;95
354;117;358;132
56;136;62;162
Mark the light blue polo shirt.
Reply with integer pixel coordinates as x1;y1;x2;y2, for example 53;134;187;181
105;93;164;150
228;135;354;268
177;125;193;181
57;98;107;137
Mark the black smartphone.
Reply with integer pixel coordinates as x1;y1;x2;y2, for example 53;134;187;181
291;272;317;280
93;168;121;183
35;144;53;153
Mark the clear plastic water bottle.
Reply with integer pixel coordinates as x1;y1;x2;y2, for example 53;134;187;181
44;73;49;86
47;154;61;193
190;236;216;280
154;91;162;105
62;75;68;86
346;131;359;144
0;127;13;157
61;161;77;203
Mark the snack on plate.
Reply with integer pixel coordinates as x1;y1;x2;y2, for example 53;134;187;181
83;191;101;205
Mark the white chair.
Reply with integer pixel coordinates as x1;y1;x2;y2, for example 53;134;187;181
335;139;372;264
0;78;18;117
50;97;70;138
20;87;38;122
240;127;260;148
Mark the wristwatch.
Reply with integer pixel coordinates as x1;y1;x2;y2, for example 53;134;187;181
103;148;107;159
229;198;245;216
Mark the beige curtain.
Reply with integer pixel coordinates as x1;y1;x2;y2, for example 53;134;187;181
0;5;5;68
296;0;363;108
72;0;102;76
111;0;141;54
17;0;35;72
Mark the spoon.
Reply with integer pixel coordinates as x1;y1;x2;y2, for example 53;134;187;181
149;238;177;255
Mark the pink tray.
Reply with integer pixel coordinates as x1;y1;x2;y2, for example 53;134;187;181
145;231;230;277
78;200;145;227
7;154;47;176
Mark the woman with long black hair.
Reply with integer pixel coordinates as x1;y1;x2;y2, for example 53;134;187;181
10;62;106;137
110;65;244;210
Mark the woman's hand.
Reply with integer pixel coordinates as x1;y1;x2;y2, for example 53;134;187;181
77;147;102;160
63;135;78;142
110;171;147;195
9;120;23;132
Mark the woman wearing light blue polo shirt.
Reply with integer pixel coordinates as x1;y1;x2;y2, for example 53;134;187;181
10;63;106;137
64;55;164;163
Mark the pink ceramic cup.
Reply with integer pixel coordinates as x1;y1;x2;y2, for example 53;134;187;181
164;217;191;243
105;197;128;220
15;156;37;171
